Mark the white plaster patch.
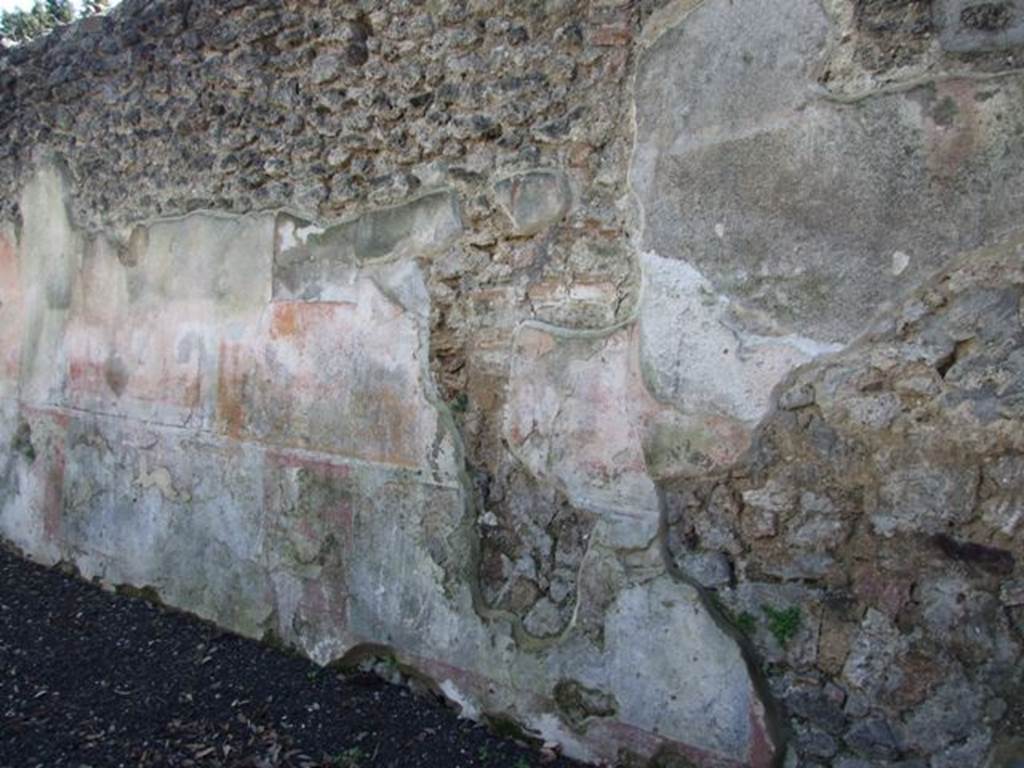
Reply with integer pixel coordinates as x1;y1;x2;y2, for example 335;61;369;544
527;714;596;764
135;455;191;503
440;679;480;720
295;222;326;243
639;251;841;424
599;575;758;758
276;218;299;252
892;250;911;276
277;220;326;252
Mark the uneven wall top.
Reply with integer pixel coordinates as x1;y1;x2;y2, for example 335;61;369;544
2;1;1024;767
0;0;641;233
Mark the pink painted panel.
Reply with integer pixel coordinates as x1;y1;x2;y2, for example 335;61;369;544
0;232;22;389
217;286;440;468
63;249;211;424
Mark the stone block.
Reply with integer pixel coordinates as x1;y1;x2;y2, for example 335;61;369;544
936;0;1024;52
871;463;979;536
493;169;571;236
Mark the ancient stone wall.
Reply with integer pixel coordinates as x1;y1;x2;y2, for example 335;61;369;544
1;1;1023;766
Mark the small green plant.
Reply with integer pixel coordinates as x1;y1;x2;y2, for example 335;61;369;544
449;391;469;414
707;594;756;637
11;421;35;463
761;605;801;647
735;611;757;635
513;758;531;768
478;745;491;763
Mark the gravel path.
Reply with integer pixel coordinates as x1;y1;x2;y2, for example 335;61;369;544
0;545;584;768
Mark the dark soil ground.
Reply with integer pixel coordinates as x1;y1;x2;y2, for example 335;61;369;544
0;545;585;768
